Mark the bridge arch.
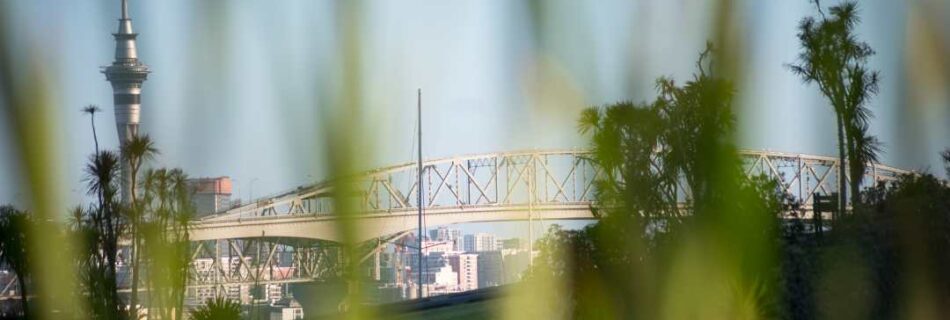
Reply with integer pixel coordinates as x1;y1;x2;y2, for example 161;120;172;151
191;149;910;243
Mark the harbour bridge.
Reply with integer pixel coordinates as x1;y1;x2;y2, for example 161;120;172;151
179;149;908;295
0;149;913;301
194;149;909;240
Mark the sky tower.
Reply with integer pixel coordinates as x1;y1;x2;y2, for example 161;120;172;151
103;0;149;202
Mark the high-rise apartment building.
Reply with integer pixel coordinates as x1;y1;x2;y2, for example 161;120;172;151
477;251;502;288
458;253;478;291
189;177;233;216
430;227;463;251
463;233;497;252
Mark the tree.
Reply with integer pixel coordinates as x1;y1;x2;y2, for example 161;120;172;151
841;53;881;206
122;134;159;208
0;206;34;318
847;123;881;205
75;135;193;319
83;104;107;216
121;134;158;316
578;101;678;224
189;297;241;320
139;168;194;320
655;43;741;214
833;171;949;319
789;1;880;215
78;150;125;319
82;105;102;155
770;151;950;319
560;44;781;319
578;43;742;222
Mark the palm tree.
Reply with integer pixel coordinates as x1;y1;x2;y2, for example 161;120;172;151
789;1;879;217
68;205;85;231
571;45;757;318
83;105;107;215
82;150;124;318
577;44;738;223
82;105;102;155
86;151;121;205
0;206;33;318
122;134;159;208
846;122;881;205
841;50;881;206
121;134;158;316
137;167;194;320
578;101;679;222
189;297;241;320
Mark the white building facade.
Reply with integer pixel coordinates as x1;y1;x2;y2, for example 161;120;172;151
463;233;497;252
458;253;478;291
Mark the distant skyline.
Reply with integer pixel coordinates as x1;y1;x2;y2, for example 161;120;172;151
1;0;947;215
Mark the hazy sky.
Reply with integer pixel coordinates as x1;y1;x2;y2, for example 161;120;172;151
1;0;947;229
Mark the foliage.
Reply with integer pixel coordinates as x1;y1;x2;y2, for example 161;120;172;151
81;105;102;154
70;150;126;319
788;1;881;211
189;297;242;320
120;134;158;317
531;44;785;319
577;43;739;227
774;167;950;320
68;139;193;319
524;224;603;318
139;168;195;320
0;206;34;318
546;28;948;319
73;105;127;319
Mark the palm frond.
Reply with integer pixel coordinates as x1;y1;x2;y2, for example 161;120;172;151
121;134;160;164
577;107;601;135
81;104;101;115
84;151;121;197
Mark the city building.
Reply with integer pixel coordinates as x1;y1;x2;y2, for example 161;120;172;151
371;284;407;303
433;263;459;291
430;227;463;251
189;176;233;217
501;238;524;250
422;240;454;254
477;251;503;288
502;250;531;284
270;298;304;320
457;253;478;291
408;252;450;285
266;284;283;303
463;233;497;252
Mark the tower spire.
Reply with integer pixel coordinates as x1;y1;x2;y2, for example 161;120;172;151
103;0;149;203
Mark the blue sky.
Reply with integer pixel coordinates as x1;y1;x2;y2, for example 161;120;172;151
1;1;947;238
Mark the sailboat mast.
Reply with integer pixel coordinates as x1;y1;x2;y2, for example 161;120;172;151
416;89;424;299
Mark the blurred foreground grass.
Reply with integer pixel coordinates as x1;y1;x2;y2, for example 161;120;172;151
0;1;948;320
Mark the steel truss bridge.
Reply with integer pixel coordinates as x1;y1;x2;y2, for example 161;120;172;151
177;149;909;296
0;149;914;302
